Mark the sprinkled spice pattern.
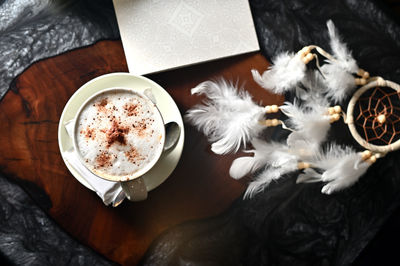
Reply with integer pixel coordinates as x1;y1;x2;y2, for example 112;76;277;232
125;147;144;164
95;151;112;168
96;97;108;113
76;90;164;178
80;127;96;140
123;103;139;116
104;119;129;147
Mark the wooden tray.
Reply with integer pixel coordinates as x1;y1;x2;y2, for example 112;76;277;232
0;40;282;265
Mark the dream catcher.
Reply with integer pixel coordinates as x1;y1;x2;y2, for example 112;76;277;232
186;20;400;197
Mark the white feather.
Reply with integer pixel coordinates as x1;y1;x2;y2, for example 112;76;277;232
320;20;359;103
228;139;299;198
244;158;299;199
229;139;297;180
251;52;306;94
280;101;331;147
326;20;358;73
250;139;297;168
185;80;265;154
298;144;371;194
320;153;370;195
244;168;281;198
287;134;321;161
307;144;354;170
297;168;322;183
229;156;259;180
298;70;329;108
320;63;357;103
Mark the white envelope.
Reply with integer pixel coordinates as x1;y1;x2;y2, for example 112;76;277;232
113;0;259;75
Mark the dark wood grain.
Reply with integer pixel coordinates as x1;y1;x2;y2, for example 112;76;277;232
0;40;283;265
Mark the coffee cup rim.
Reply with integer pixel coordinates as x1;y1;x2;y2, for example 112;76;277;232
71;87;166;182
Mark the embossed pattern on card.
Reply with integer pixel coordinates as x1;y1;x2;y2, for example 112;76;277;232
113;0;259;75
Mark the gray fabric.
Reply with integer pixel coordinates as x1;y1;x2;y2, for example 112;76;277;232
0;174;115;265
0;0;119;100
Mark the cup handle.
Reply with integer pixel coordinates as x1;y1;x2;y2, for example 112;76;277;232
120;177;148;201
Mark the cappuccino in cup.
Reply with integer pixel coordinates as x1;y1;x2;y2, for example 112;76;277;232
74;88;165;182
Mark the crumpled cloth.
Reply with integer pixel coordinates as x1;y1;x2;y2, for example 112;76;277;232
0;173;116;265
0;0;119;100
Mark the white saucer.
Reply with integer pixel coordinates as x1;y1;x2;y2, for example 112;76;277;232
58;73;184;192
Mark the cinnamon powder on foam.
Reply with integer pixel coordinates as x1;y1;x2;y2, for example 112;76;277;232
76;90;164;177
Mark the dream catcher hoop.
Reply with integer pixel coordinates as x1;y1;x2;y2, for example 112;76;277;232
186;20;400;196
346;78;400;154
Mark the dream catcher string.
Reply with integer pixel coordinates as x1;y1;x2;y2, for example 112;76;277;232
186;20;400;197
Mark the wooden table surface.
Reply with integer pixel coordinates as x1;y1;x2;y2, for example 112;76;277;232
0;40;283;265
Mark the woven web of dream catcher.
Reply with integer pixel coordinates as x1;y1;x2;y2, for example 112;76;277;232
354;86;400;146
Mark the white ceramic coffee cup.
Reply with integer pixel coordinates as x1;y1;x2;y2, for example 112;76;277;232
72;87;172;201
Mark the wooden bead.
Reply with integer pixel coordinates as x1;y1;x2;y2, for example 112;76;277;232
271;105;279;113
260;119;281;127
333;105;341;113
264;105;279;113
377;114;386;124
361;150;372;160
298;162;310;169
357;69;370;79
298;46;311;57
355;78;367;85
271;119;280;126
330;113;340;123
303;53;314;64
328;106;342;115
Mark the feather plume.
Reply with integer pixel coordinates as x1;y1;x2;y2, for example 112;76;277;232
297;168;322;183
305;144;354;170
244;168;281;198
280;101;331;148
229;139;298;198
229;139;297;180
320;64;357;103
320;20;359;103
287;134;321;161
251;52;306;94
229;156;259;180
244;159;299;198
326;20;358;73
320;157;370;195
298;144;371;194
298;70;329;107
185;80;265;154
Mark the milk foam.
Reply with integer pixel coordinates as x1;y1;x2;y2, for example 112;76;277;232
76;89;164;180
